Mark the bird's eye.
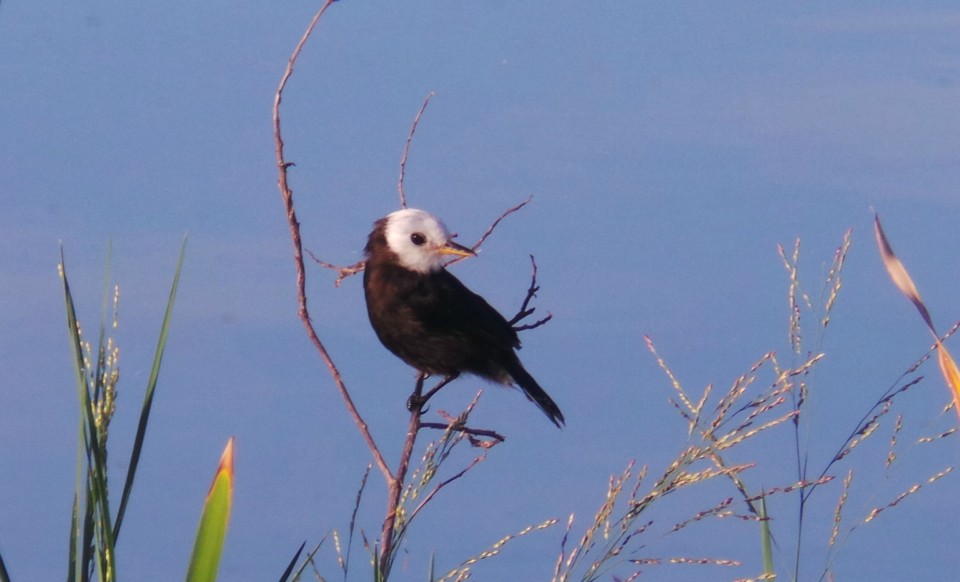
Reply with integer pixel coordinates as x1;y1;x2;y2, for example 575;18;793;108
410;232;427;246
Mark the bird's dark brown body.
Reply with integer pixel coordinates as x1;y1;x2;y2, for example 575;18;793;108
363;210;564;427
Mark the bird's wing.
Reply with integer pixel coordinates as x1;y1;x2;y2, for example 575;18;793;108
410;269;521;349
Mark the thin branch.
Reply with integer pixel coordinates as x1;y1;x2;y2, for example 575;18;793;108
421;422;506;447
380;373;426;575
306;250;365;287
398;92;436;209
272;0;391;484
444;196;533;268
513;316;553;332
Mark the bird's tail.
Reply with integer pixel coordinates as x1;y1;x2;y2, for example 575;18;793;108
505;360;565;428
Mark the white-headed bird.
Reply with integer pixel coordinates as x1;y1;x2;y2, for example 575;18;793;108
362;208;564;427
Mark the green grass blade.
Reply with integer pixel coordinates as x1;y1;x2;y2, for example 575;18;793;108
759;491;776;580
60;248;96;582
114;236;187;538
185;438;235;582
67;490;79;582
91;242;112;410
59;247;86;399
91;243;116;582
60;247;116;582
289;539;325;582
81;488;95;582
277;541;306;582
0;543;11;582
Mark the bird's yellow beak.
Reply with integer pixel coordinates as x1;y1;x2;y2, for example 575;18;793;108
437;240;476;258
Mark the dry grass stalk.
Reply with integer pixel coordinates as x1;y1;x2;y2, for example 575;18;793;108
916;426;958;444
828;470;853;548
552;334;820;581
437;518;559;582
821;229;852;328
778;238;807;354
668;556;741;566
864;466;954;523
644;335;699;423
885;414;903;469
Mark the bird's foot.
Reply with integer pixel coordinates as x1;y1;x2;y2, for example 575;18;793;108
406;373;460;412
407;393;427;412
407;373;430;412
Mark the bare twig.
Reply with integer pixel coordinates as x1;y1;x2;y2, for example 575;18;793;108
444;196;533;268
398;92;436;209
513;316;553;332
472;196;533;251
306;250;365;287
272;0;391;484
421;421;506;446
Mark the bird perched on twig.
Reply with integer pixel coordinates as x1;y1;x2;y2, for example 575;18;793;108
362;208;564;428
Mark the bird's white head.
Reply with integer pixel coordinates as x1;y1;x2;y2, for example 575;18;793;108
383;208;475;274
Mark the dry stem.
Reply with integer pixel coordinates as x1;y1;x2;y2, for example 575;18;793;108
273;0;392;483
398;92;435;209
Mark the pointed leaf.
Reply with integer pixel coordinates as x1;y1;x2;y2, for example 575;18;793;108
936;341;960;417
873;214;936;333
277;541;305;582
60;247;116;581
758;492;775;579
115;235;187;538
0;544;11;582
186;438;235;582
875;214;960;419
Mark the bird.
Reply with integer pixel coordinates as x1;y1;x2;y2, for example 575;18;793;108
362;208;564;428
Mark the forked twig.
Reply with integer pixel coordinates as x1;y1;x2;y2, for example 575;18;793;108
510;254;553;331
307;250;365;287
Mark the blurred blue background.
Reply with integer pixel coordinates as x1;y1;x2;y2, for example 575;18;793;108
1;1;958;580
